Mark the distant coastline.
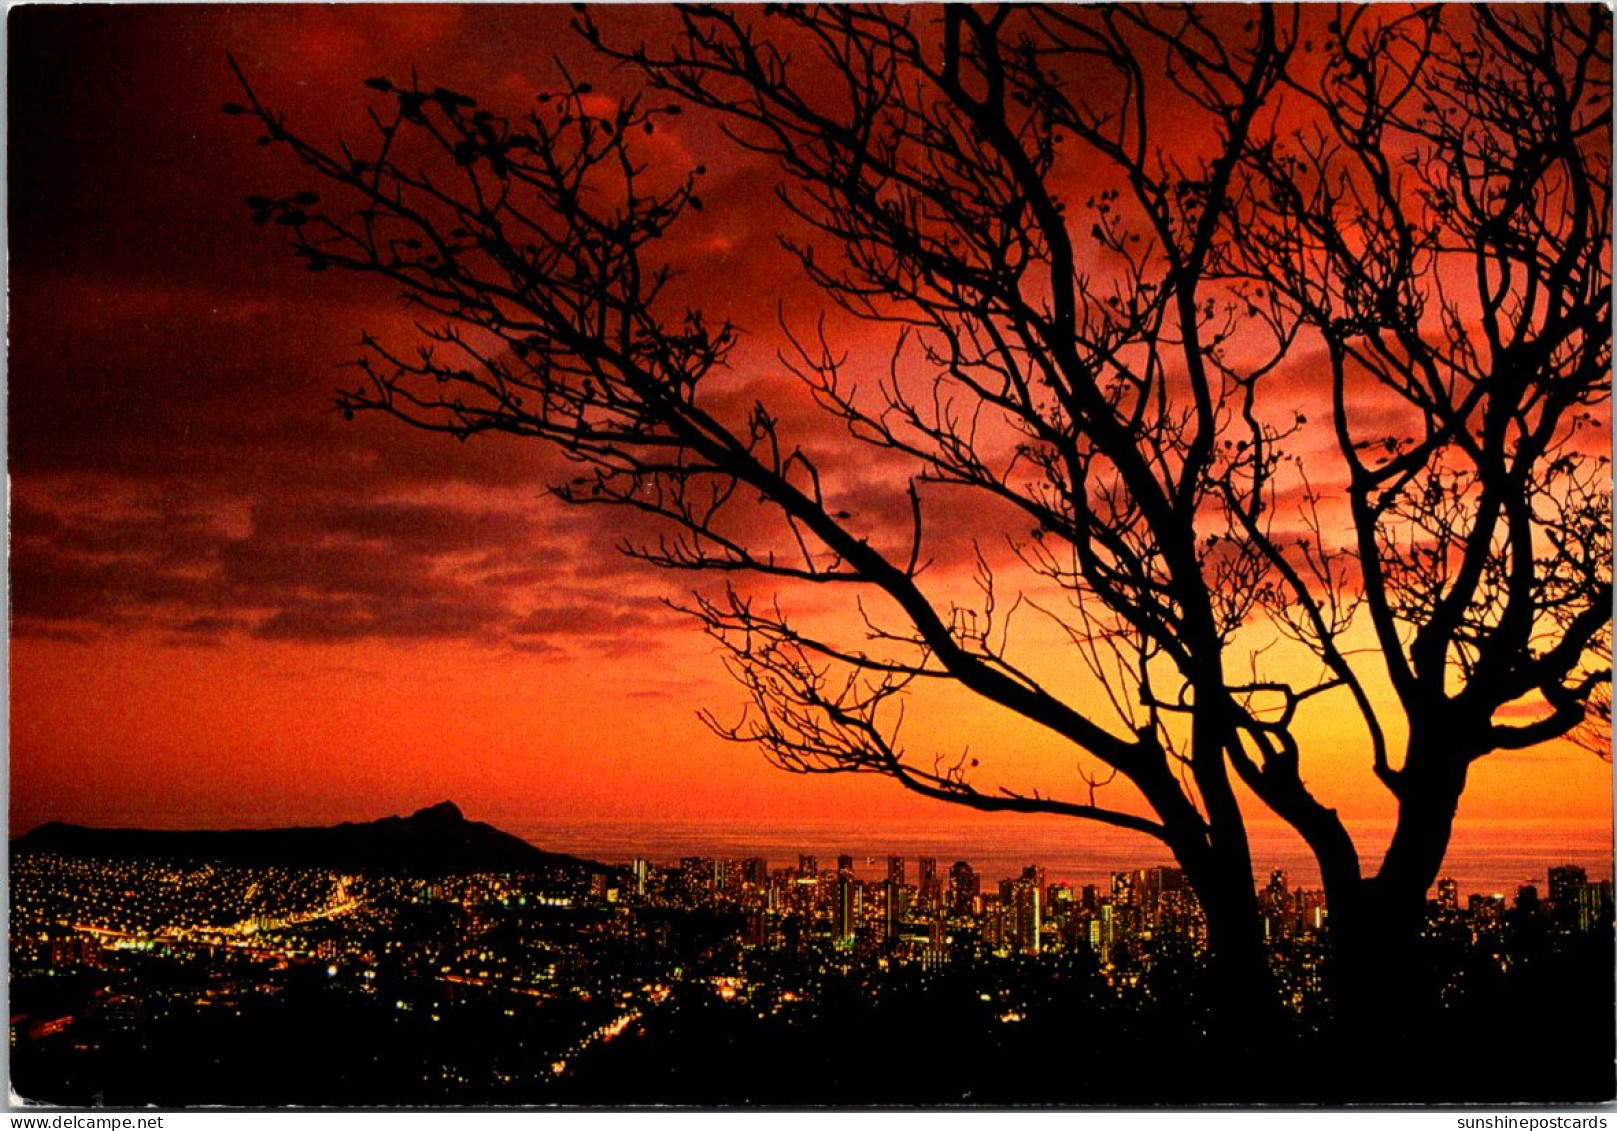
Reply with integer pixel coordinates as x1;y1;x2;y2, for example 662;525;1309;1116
10;808;1608;900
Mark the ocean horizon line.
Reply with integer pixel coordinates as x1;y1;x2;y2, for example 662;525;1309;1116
512;813;1614;898
11;806;1608;899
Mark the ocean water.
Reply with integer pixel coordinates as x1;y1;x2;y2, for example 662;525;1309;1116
514;815;1614;898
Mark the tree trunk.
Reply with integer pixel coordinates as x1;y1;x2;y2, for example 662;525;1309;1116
1199;865;1275;1011
1320;746;1468;1094
1353;752;1464;965
1176;835;1289;1077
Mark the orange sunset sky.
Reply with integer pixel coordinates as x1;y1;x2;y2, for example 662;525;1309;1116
8;6;1612;856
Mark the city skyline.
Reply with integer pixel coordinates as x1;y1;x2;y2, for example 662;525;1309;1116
12;812;1613;1104
13;799;1611;906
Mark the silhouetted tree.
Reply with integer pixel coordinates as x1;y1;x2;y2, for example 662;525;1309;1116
1219;5;1611;1011
229;3;1611;1029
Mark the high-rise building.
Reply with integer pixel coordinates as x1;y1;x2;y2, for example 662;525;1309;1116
1260;869;1291;938
1436;877;1459;913
1549;864;1588;896
918;856;941;914
883;879;902;940
948;861;979;916
1147;866;1186;894
1468;893;1506;932
1090;903;1115;959
786;862;819;916
834;873;857;944
1134;867;1188;933
1549;865;1588;932
679;857;715;902
922;916;949;969
1011;867;1043;954
980;893;1009;951
837;854;855;877
1046;883;1074;924
1295;889;1326;934
886;855;906;887
1578;879;1614;933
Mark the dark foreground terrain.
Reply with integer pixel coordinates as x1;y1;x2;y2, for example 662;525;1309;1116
13;938;1615;1105
11;811;1614;1106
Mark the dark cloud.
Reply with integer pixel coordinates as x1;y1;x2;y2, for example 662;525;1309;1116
6;7;631;521
218;538;445;601
7;271;571;496
175;615;251;637
3;5;1387;663
248;499;539;555
251;596;505;643
9;488;663;654
12;557;202;626
5;5;917;671
510;595;684;640
10;504;229;626
507;590;692;657
10;625;97;645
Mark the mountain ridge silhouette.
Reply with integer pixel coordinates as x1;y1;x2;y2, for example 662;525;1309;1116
12;801;614;877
